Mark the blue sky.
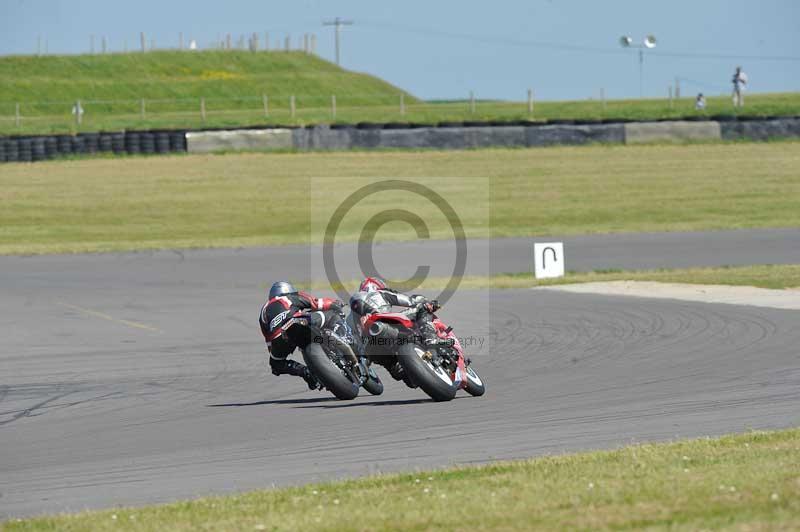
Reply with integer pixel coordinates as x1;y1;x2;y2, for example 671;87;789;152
2;0;798;100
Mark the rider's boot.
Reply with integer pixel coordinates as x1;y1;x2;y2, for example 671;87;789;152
387;361;417;388
271;358;320;390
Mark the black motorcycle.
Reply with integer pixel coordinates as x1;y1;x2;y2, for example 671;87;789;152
269;309;383;400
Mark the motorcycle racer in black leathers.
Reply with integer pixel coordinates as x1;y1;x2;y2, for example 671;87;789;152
259;281;346;390
348;276;439;384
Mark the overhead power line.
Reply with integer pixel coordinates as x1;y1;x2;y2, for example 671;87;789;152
357;20;800;62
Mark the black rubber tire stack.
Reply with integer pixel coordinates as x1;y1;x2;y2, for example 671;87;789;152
111;132;125;154
44;137;58;159
155;131;171;154
72;135;87;155
56;135;73;156
18;138;33;162
169;131;187;152
98;133;114;153
81;133;100;154
125;132;141;154
5;138;19;162
31;137;47;161
139;132;155;154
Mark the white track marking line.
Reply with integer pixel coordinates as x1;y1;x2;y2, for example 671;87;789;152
57;302;163;333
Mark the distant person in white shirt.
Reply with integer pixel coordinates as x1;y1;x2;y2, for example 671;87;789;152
695;93;706;111
732;66;748;107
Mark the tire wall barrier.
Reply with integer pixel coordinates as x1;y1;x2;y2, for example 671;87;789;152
0;130;190;163
1;118;799;163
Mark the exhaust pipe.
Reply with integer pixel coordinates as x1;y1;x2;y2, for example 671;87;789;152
369;321;399;339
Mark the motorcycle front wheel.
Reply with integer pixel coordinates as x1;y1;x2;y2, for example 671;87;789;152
302;343;360;400
463;364;485;397
362;367;384;396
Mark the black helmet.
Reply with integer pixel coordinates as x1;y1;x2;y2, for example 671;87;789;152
269;281;297;299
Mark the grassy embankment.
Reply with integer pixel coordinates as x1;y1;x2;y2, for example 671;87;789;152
6;428;799;531
1;51;798;134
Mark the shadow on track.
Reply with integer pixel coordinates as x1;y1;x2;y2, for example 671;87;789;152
206;397;339;407
294;397;452;409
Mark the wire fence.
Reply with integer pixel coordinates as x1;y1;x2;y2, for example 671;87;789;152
0;92;541;133
0;90;783;135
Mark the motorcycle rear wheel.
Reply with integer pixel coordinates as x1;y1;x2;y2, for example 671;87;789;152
398;344;457;402
302;343;360;400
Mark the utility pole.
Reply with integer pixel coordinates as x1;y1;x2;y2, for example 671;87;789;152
323;17;353;66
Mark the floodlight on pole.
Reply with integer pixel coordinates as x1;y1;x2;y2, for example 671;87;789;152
323;17;354;66
620;34;657;98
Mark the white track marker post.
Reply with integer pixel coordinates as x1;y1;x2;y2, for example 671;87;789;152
262;93;269;118
470;91;475;114
400;93;405;116
200;97;206;122
140;32;146;53
331;95;337;119
669;85;673;109
533;242;565;279
601;88;606;113
290;95;296;119
15;103;20;128
527;88;534;116
140;98;145;120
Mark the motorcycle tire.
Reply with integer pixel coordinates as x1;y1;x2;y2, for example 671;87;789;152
463;365;486;397
398;343;457;402
362;367;384;396
302;342;360;400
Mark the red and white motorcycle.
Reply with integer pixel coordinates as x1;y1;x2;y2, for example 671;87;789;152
360;302;485;402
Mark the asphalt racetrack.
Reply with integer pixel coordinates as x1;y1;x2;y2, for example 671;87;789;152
2;231;800;518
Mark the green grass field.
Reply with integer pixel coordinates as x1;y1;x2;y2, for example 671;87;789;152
0;142;799;255
6;428;798;531
0;51;798;134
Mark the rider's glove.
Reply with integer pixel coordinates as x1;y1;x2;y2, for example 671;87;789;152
423;300;440;314
410;294;427;305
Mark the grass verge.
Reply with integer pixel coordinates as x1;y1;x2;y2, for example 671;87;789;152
1;142;799;255
5;428;799;531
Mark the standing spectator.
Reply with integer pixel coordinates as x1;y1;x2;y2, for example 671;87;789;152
731;66;748;107
695;93;707;111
